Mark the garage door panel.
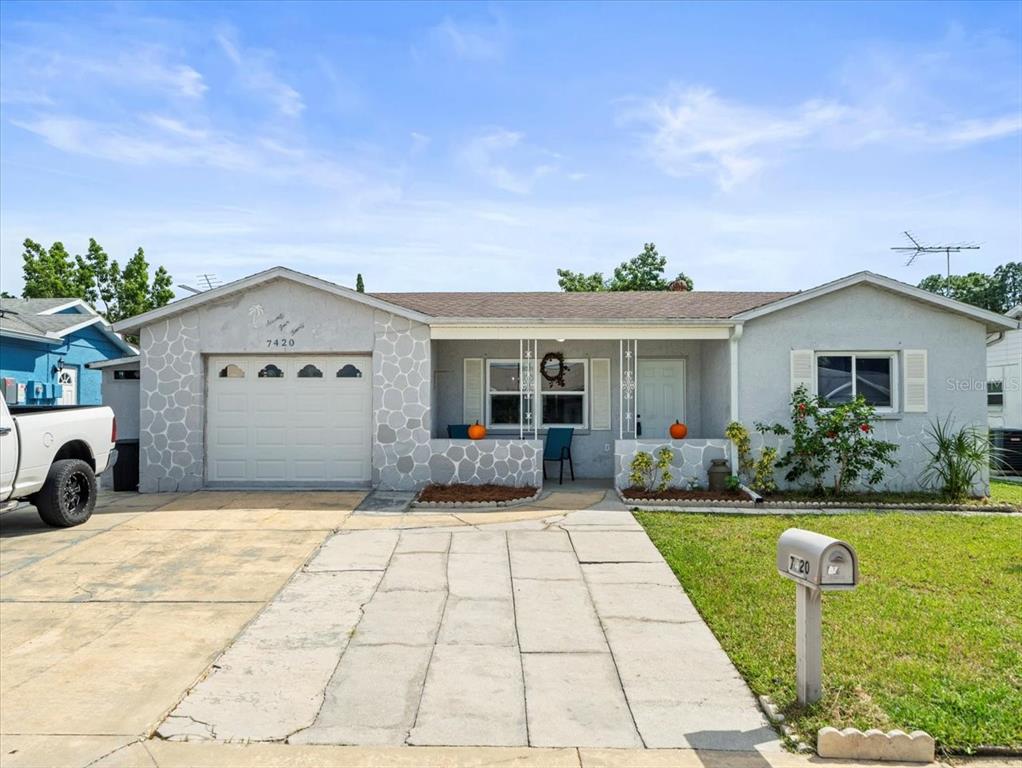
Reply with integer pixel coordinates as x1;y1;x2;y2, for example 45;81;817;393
207;355;372;484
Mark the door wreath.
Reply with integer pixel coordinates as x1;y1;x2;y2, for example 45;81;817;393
540;352;570;388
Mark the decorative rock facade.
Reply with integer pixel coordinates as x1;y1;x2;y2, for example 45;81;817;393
614;439;731;491
428;439;543;487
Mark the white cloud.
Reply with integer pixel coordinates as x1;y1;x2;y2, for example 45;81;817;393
628;85;1021;189
216;30;304;117
426;16;507;61
626;87;847;189
459;129;557;194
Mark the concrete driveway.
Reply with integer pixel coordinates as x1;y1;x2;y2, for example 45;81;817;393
1;487;932;768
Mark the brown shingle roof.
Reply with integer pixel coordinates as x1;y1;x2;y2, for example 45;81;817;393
372;290;796;320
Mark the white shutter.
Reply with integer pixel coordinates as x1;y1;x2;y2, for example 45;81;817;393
463;358;484;424
790;350;815;394
903;350;928;412
590;358;611;430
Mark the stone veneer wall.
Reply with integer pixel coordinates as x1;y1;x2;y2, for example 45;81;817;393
428;439;543;487
139;315;204;493
615;439;731;491
372;310;434;490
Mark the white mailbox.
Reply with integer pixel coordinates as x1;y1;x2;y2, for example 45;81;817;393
776;528;859;705
776;528;858;591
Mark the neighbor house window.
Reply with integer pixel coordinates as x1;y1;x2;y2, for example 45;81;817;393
487;361;522;428
114;370;140;380
540;358;587;427
816;353;895;409
988;380;1004;408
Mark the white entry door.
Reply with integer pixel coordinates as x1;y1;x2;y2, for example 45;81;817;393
57;367;77;405
206;356;372;485
637;359;686;439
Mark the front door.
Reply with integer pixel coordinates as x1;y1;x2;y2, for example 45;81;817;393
57;367;77;405
637;359;685;439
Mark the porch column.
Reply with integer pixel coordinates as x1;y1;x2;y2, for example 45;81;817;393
619;339;638;439
519;339;536;440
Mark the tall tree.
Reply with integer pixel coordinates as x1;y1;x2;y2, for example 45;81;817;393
20;238;175;321
355;273;365;293
557;243;693;292
918;262;1021;313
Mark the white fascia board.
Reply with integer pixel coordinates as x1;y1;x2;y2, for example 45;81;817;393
37;299;99;316
112;266;432;333
429;323;732;340
732;271;1018;332
49;316;137;355
86;354;141;369
0;328;61;345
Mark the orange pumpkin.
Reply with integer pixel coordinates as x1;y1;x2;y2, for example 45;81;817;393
467;421;487;440
669;420;688;439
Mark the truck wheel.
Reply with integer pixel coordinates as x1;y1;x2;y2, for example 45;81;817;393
35;459;97;527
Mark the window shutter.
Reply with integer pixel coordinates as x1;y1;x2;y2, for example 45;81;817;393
463;358;484;424
903;350;928;412
790;350;815;394
590;358;611;430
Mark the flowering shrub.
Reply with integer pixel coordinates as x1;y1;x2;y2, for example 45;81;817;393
725;420;777;494
628;447;674;493
757;386;898;495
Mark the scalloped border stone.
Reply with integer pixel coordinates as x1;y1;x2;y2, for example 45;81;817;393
615;486;759;507
817;727;935;763
411;487;542;510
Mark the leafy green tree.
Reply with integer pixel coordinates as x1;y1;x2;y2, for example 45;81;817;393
557;243;693;292
918;263;1022;313
355;273;365;293
20;237;174;321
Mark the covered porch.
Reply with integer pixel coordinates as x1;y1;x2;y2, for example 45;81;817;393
426;322;740;488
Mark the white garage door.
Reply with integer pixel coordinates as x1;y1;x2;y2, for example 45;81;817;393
206;356;372;485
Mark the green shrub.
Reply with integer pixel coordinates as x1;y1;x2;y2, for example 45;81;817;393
629;447;674;493
920;416;991;500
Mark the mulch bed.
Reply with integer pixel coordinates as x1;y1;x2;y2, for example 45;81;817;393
621;487;749;502
417;483;539;504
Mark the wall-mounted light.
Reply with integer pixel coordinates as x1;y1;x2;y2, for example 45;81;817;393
53;359;64;374
555;338;566;343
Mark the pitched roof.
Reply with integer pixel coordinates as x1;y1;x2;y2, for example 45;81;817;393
372;290;795;320
0;298;136;353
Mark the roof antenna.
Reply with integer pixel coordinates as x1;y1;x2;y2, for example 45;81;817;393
891;231;980;294
196;273;221;291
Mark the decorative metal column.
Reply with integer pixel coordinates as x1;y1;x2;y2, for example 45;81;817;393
519;339;537;439
619;339;638;439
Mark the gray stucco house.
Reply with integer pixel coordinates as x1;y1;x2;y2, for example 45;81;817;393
113;267;1018;495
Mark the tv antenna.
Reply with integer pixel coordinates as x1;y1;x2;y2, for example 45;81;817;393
196;273;221;291
891;231;980;286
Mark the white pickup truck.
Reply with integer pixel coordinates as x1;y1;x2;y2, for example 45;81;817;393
0;398;118;527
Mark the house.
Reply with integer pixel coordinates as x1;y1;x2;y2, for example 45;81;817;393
0;298;136;406
987;304;1022;430
112;267;1017;495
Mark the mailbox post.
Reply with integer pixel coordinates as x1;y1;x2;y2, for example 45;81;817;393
776;528;858;705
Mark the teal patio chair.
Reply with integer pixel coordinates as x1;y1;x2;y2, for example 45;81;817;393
543;427;575;484
447;424;470;439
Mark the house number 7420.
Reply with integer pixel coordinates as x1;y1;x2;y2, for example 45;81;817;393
266;338;296;347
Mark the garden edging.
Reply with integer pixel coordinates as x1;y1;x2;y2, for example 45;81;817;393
411;487;542;510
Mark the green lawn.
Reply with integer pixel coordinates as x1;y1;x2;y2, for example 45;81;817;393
636;511;1022;754
991;479;1022;506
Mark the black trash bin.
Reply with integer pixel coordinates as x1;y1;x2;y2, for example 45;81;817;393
991;429;1022;475
112;439;139;491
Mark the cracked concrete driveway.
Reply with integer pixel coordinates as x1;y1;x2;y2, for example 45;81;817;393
158;507;780;753
4;485;897;768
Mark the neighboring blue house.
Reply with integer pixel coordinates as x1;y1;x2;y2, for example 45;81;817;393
0;297;136;406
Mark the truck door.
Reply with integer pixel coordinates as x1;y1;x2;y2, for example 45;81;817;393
0;400;17;499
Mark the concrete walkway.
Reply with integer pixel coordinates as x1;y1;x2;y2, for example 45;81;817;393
158;506;779;752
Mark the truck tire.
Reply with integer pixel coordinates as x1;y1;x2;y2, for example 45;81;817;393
35;459;97;527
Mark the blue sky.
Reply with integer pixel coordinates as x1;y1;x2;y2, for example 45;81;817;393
1;1;1019;297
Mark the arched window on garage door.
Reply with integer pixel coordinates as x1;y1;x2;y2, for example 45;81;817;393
298;364;323;378
336;363;363;378
257;363;284;378
218;364;245;378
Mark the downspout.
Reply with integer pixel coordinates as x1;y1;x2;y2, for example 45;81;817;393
729;323;743;471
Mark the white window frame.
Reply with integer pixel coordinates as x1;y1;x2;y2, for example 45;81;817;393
539;357;588;429
815;351;898;413
987;368;1005;411
486;359;527;430
484;357;590;430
